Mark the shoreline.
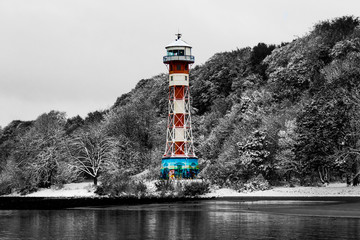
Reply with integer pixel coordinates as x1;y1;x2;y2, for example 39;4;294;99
0;196;204;210
2;182;360;210
1;195;360;210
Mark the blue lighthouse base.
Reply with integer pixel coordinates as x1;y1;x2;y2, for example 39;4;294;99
160;157;199;180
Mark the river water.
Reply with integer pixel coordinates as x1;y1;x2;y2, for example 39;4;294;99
0;200;360;240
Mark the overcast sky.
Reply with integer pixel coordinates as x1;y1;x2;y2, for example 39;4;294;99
1;0;360;127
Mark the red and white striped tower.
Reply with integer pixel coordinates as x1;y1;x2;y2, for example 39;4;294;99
160;34;199;180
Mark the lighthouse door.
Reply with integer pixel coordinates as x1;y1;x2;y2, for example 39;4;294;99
176;163;183;179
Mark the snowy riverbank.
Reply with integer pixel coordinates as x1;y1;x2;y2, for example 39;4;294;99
2;182;360;210
203;183;360;198
5;182;360;198
6;182;97;198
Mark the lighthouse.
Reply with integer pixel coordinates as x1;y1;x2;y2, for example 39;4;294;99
160;34;199;180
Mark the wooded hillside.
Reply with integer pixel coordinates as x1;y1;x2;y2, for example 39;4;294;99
1;16;360;195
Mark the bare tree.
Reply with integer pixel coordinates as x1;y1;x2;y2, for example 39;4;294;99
67;126;118;185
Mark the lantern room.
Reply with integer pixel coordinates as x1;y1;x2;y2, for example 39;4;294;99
163;34;195;64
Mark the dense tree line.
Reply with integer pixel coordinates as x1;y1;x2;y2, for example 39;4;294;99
1;16;360;195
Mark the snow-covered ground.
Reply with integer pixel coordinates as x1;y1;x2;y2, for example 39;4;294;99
5;182;360;198
7;182;97;197
203;183;360;198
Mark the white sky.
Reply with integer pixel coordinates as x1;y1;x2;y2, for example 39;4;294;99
1;0;360;127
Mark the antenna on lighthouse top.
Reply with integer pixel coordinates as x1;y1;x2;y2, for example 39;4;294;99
175;31;182;40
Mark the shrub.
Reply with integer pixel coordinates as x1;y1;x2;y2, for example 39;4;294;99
182;181;210;197
234;174;271;192
133;181;147;197
0;175;13;195
154;180;175;192
18;170;40;195
154;180;210;197
0;161;19;195
203;163;235;186
96;170;148;197
96;170;132;196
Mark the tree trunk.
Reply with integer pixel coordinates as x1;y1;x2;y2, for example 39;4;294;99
353;160;360;186
93;176;98;186
299;172;306;186
346;173;351;186
318;167;324;184
285;171;291;183
318;166;329;185
352;139;360;186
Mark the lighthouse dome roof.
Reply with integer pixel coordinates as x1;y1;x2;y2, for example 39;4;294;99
166;38;192;48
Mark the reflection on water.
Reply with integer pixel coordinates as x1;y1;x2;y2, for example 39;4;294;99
0;201;360;240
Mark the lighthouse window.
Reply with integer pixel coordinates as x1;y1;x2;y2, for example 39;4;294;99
185;76;188;81
179;50;184;56
171;76;173;81
185;65;188;70
177;65;181;71
167;50;176;56
170;65;173;71
171;50;178;56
